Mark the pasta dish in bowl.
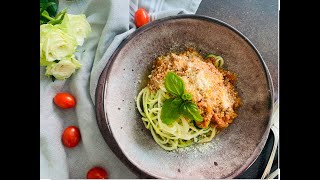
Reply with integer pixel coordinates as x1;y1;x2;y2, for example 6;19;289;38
136;48;241;150
95;15;273;179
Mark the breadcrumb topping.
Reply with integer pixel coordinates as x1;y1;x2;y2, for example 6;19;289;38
148;48;241;130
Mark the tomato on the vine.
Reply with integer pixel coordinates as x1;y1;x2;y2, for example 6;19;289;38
53;92;76;109
134;8;149;28
87;167;108;179
62;126;81;148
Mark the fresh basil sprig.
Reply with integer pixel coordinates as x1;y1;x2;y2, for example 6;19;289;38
161;97;183;125
160;72;203;125
180;102;203;122
164;72;185;96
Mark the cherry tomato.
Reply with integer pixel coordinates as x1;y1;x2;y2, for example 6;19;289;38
87;167;108;179
62;126;81;148
53;92;76;109
134;8;149;28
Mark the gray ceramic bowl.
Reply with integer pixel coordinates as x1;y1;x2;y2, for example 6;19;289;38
95;15;273;179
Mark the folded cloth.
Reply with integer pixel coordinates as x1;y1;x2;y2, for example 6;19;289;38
40;0;202;179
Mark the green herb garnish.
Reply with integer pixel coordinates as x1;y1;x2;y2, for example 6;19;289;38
164;72;185;96
161;97;183;125
180;101;203;122
160;72;203;125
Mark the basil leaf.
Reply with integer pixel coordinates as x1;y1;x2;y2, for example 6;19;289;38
180;102;203;122
165;72;185;97
160;97;183;125
181;93;192;101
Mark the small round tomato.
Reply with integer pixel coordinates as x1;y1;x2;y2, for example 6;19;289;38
53;92;76;109
134;8;149;28
62;126;81;148
87;167;108;179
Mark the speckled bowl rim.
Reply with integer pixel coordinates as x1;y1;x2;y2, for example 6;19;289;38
95;14;274;179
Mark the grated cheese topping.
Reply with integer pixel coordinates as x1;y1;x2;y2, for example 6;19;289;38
148;48;241;129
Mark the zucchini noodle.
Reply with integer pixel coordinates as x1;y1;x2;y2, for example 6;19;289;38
136;87;217;151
